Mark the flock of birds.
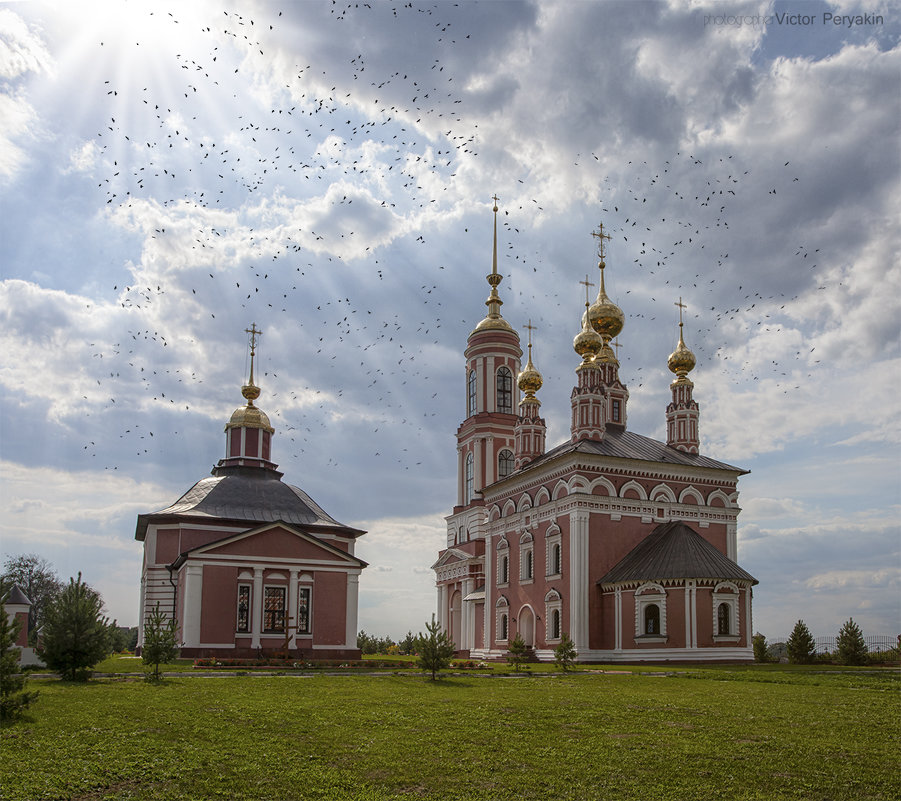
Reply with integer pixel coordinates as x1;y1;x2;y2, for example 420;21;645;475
68;2;831;487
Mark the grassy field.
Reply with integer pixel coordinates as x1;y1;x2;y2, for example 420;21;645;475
2;667;898;800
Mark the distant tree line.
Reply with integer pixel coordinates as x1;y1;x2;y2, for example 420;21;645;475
754;619;897;666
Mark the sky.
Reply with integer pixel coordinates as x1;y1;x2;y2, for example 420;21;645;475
0;0;898;641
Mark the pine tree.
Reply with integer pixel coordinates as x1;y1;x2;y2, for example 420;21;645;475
0;585;39;721
554;632;577;671
141;603;178;681
786;619;816;664
752;632;771;663
415;615;455;680
835;618;868;666
506;633;527;671
40;573;109;681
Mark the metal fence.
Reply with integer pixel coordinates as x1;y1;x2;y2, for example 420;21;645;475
768;634;898;654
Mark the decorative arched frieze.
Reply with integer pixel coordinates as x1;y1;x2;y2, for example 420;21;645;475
501;499;517;518
590;476;616;496
488;505;502;522
534;487;551;506
650;484;677;503
552;481;569;500
569;475;590;493
516;493;533;513
620;480;648;501
707;489;731;508
679;486;703;505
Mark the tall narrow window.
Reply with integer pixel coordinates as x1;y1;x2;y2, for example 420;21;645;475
526;550;534;580
297;587;312;635
717;602;730;636
464;452;474;504
498;449;514;479
500;614;508;640
501;555;509;584
552;609;561;640
263;587;286;633
467;369;477;417
496;367;513;413
612;399;621;423
236;584;251;633
645;603;660;635
551;543;561;575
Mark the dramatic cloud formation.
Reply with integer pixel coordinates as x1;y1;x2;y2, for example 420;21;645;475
1;0;898;640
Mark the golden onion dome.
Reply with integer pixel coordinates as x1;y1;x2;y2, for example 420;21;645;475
226;401;274;433
587;260;624;343
518;351;543;399
668;325;696;381
574;303;603;364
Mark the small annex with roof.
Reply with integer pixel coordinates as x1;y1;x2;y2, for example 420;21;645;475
433;204;757;662
136;325;366;659
2;584;42;666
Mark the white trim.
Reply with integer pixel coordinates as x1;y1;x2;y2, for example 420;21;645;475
569;508;589;649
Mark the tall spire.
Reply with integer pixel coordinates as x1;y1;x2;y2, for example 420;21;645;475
586;223;624;357
472;195;514;333
515;320;546;469
666;298;699;453
243;323;262;406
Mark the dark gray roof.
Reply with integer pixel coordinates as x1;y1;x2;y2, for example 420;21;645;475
521;427;746;475
598;521;757;586
4;584;32;606
135;465;364;541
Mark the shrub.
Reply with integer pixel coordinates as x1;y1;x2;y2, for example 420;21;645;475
40;573;109;681
141;603;178;682
786;620;816;665
835;618;868;666
506;633;528;671
554;632;577;671
415;615;455;680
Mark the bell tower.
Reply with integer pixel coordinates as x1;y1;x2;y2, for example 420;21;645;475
455;197;522;509
514;321;546;469
666;298;700;453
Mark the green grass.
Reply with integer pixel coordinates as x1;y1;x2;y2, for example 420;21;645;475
3;668;898;800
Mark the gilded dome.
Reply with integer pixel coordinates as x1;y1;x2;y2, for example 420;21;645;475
587;261;624;343
574;304;603;364
226;390;274;434
667;325;696;381
518;352;543;398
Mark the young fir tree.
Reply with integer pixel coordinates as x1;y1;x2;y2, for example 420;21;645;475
141;603;178;682
553;632;577;671
506;633;528;671
0;586;39;721
40;573;109;681
835;617;868;666
752;632;771;663
786;619;817;664
415;615;455;680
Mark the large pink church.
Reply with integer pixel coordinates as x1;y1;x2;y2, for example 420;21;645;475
136;327;367;659
433;205;757;662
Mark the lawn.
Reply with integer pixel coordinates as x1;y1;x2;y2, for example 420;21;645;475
2;668;898;800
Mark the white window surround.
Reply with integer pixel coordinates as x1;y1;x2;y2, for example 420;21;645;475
544;589;562;642
545;526;562;577
634;582;667;642
519;532;534;582
496;538;510;586
496;596;509;643
712;582;740;641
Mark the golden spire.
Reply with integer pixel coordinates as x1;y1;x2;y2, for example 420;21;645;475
586;222;624;346
242;323;262;405
473;195;514;333
518;320;543;400
667;298;696;382
574;275;603;368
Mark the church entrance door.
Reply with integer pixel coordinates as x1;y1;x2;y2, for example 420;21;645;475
519;606;535;647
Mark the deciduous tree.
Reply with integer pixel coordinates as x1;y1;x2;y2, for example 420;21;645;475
1;554;63;639
40;574;109;681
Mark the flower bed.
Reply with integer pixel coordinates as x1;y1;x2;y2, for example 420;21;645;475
192;658;418;670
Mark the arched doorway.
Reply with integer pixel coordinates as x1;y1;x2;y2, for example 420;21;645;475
449;590;462;649
518;606;535;648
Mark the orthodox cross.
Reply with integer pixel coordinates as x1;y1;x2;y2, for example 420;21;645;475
491;193;500;211
523;319;537;348
675;297;687;326
245;323;261;384
579;274;595;305
613;339;623;360
591;222;612;261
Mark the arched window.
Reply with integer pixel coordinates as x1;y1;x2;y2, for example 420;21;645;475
464;453;474;504
467;369;477;417
551;543;561;575
500;613;508;640
496;596;510;642
500;554;509;584
645;603;660;635
526;550;534;580
552;609;561;640
496;367;513;413
717;602;730;636
498;449;514;480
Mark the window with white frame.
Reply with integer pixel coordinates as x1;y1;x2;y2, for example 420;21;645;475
545;526;562;577
496;596;509;642
712;582;740;640
544;589;562;642
464;452;474;504
467;369;477;417
498;449;514;480
263;586;286;633
496;367;513;413
496;537;509;585
297;586;312;635
520;532;534;582
634;583;667;639
236;584;251;633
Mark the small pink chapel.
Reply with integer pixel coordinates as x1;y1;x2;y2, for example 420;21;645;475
135;325;367;659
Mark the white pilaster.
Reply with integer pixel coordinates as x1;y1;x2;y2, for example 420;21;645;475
569;508;590;650
288;568;299;649
182;564;203;648
462;577;474;650
251;567;264;649
727;523;737;562
483;536;493;650
487;356;495;412
457;446;464;506
474;437;483;493
437;583;448;630
614;588;622;651
345;573;360;649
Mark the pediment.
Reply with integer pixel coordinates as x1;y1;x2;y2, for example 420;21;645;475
430;547;475;571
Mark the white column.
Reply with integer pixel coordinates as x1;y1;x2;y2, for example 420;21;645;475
744;586;752;646
614;588;622;651
569;509;590;651
182;564;203;648
727;523;737;562
483;536;493;650
288;568;299;649
251;567;264;649
486;356;495;412
474;437;483;493
485;434;494;486
345;573;360;649
462;577;474;650
437;583;448;630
